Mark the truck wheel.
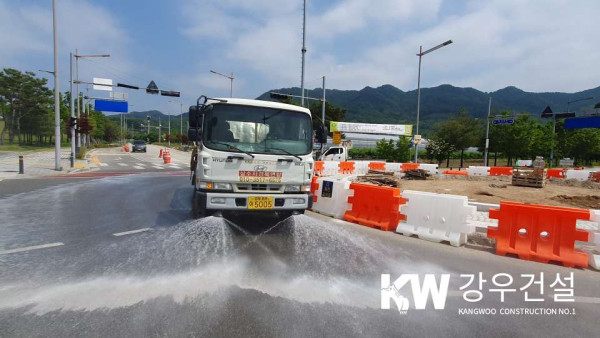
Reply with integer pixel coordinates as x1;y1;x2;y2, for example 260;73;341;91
192;191;207;218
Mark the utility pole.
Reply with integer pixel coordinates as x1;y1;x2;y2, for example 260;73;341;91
69;52;75;167
180;103;183;147
168;113;171;146
52;0;61;171
300;0;307;107
484;97;492;166
321;76;326;129
75;49;80;150
159;116;161;142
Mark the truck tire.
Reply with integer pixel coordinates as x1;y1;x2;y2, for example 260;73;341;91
192;190;208;218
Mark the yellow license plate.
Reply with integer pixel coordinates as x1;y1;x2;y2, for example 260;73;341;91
248;196;274;210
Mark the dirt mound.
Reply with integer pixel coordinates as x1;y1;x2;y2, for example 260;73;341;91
551;195;600;209
548;178;600;190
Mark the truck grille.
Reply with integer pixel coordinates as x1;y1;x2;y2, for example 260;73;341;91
235;184;281;192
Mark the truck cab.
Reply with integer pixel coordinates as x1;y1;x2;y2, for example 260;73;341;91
319;146;348;161
188;97;317;218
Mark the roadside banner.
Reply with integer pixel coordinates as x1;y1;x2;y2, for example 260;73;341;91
330;121;413;136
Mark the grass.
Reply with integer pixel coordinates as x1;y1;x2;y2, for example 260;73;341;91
0;143;70;152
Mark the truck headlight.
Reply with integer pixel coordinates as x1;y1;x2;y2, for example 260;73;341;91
285;185;301;192
213;182;232;190
198;182;232;191
198;182;213;189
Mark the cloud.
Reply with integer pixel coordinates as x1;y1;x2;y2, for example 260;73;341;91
180;0;600;96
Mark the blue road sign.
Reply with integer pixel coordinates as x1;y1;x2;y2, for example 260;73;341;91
492;118;514;125
94;100;128;113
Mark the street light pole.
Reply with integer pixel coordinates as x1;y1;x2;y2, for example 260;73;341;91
51;0;61;171
69;53;75;167
414;39;453;163
210;70;235;97
300;0;307;107
484;97;492;166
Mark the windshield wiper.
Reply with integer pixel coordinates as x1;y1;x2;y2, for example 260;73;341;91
211;141;255;158
265;147;302;161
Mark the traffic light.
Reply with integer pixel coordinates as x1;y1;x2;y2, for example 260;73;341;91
160;90;180;97
69;117;78;129
315;125;327;144
270;92;290;100
146;116;150;121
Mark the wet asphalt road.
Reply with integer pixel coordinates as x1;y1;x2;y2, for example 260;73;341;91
0;173;599;337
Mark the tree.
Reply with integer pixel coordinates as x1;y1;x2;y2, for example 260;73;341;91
0;68;53;145
309;101;346;131
375;136;411;162
432;109;483;167
425;137;455;166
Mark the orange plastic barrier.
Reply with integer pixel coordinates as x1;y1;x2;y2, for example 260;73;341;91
163;150;171;164
159;149;163;158
442;170;468;176
402;163;420;171
314;161;324;176
489;167;513;176
546;168;565;179
369;162;386;171
488;201;590;268
310;176;319;203
591;172;600;183
338;161;355;174
343;183;406;231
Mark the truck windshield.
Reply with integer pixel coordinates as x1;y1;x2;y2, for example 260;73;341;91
203;104;312;156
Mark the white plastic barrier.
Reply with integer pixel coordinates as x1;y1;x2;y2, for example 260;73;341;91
419;163;439;175
397;190;476;247
322;161;340;177
385;163;403;172
467;166;490;176
565;169;593;181
353;161;371;175
589;210;600;270
311;177;352;219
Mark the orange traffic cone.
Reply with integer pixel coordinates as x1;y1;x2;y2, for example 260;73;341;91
163;150;171;164
159;149;163;158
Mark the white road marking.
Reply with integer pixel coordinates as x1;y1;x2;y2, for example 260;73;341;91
99;163;109;167
0;242;64;255
169;165;181;169
112;228;151;237
118;163;128;167
133;166;145;170
152;166;164;169
135;163;146;167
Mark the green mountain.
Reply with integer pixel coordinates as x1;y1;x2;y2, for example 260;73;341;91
257;84;600;135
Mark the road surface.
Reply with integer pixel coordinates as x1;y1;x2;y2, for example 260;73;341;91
0;151;598;337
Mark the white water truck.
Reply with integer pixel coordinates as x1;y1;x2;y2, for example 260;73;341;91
188;96;327;218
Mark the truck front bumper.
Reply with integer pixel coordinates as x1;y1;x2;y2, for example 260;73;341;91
198;191;313;210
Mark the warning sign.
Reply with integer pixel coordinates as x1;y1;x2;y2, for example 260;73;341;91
321;180;333;198
333;131;342;145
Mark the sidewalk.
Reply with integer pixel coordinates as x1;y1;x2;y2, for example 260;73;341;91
0;148;87;179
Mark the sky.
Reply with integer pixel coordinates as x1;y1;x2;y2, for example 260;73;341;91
1;0;599;114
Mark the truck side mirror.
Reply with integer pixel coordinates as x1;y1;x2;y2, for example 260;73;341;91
188;128;201;142
188;105;205;142
189;105;201;128
316;125;327;144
